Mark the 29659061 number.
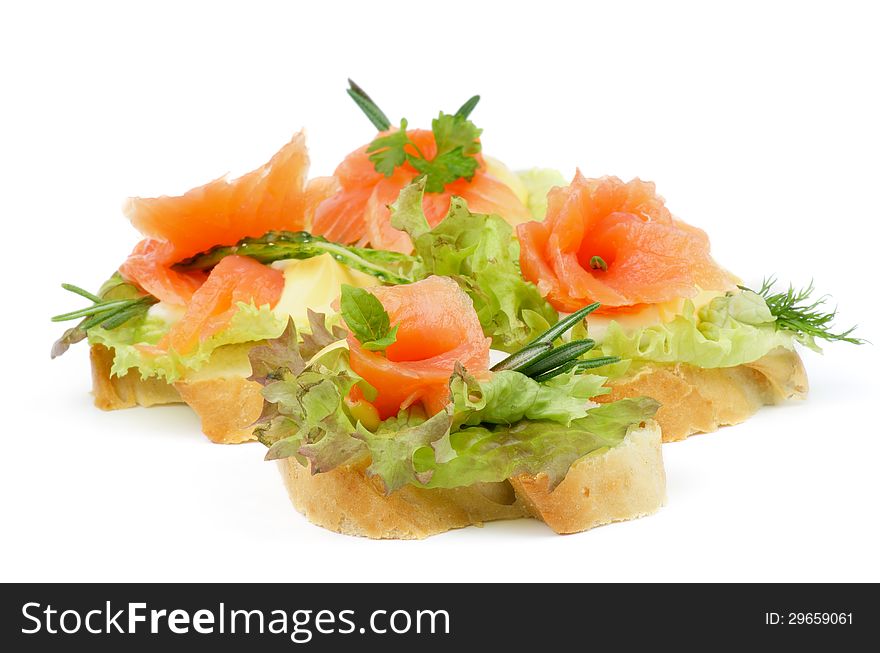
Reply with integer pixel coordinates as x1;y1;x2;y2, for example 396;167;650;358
765;612;853;625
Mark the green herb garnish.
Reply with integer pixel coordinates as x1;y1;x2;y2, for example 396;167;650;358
51;283;157;358
528;303;600;345
490;303;618;380
742;278;864;345
340;285;398;352
346;78;391;131
347;80;483;193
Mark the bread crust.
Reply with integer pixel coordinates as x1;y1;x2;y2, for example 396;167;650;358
277;422;664;539
597;347;808;442
174;378;263;444
90;345;807;445
510;424;666;534
89;344;262;444
90;345;181;409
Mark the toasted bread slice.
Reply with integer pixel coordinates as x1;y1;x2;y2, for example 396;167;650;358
90;345;807;445
276;421;664;539
597;347;808;442
89;344;262;444
90;345;181;409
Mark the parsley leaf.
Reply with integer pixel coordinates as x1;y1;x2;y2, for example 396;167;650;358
364;110;483;193
431;112;482;156
366;118;410;176
410;147;480;192
340;285;398;352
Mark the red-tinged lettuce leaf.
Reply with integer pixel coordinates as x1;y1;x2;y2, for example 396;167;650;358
247;318;306;385
256;339;369;472
252;401;282;437
248;312;347;386
300;309;348;359
299;415;369;473
264;428;306;460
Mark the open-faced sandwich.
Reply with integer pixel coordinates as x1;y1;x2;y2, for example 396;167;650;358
248;276;664;538
52;81;860;537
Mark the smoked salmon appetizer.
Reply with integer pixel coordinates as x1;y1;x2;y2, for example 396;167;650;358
311;129;531;253
52;79;859;457
517;173;736;314
49;80;862;543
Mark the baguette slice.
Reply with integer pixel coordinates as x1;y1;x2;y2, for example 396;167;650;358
89;345;263;444
597;346;808;442
277;421;664;539
90;344;807;445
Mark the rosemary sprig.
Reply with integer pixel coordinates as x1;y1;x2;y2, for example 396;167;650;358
742;277;864;345
528;303;601;345
347;79;391;131
515;339;597;378
491;303;619;380
455;95;481;119
174;230;418;285
491;342;552;372
50;284;156;358
532;357;621;383
347;80;481;130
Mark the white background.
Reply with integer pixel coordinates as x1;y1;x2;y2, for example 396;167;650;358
1;1;878;582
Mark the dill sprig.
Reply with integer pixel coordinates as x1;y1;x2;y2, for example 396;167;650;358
742;277;864;345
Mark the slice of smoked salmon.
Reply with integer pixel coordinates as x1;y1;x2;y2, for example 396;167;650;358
125;131;310;262
303;175;341;227
517;172;735;313
119;131;310;305
312;129;531;253
160;255;284;354
347;275;491;419
119;239;208;306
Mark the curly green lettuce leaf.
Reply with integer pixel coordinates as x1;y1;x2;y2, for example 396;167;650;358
516;168;567;219
599;291;797;368
355;410;454;491
391;179;558;352
88;301;286;383
359;397;658;493
448;364;608;428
